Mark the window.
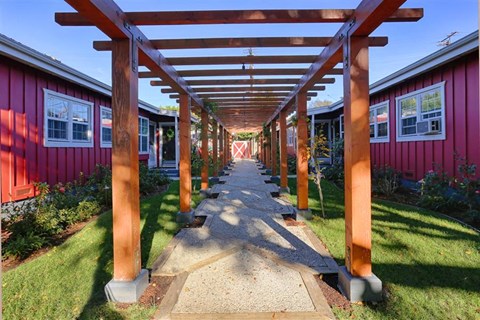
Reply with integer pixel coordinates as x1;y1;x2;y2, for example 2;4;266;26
369;101;389;142
339;115;344;138
138;116;149;154
100;106;112;148
287;127;294;146
44;89;93;147
396;82;446;142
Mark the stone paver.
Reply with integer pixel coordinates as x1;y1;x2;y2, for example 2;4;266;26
152;159;337;319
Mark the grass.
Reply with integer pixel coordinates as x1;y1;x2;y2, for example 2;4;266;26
3;180;203;320
288;178;480;320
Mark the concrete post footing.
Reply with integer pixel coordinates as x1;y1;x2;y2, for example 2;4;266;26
104;269;149;303
295;208;312;220
279;186;290;194
176;210;195;224
338;266;383;302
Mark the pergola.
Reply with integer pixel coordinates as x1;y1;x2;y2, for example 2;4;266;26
55;0;422;303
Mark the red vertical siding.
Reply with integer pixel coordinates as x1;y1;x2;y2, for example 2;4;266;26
0;55;118;203
370;51;479;181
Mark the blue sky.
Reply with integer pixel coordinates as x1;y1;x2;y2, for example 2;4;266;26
0;0;478;108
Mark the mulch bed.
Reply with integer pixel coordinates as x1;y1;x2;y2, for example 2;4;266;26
315;274;352;312
282;215;306;227
183;216;207;228
116;275;176;310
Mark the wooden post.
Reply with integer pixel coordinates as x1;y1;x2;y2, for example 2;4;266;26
201;109;209;190
271;119;278;176
212;121;218;177
343;36;372;277
279;110;288;189
223;128;228;166
265;124;271;169
111;39;141;282
296;92;309;210
179;94;192;213
219;124;224;171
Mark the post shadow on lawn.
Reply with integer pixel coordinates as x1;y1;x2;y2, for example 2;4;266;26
77;182;184;319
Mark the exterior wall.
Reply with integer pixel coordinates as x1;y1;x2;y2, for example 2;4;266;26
370;51;479;181
0;55;165;203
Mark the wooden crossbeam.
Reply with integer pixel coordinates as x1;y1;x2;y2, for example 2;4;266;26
152;78;335;87
94;36;388;50
143;69;341;79
165;55;318;65
267;0;422;123
162;85;325;94
169;92;317;99
56;8;423;26
57;0;225;128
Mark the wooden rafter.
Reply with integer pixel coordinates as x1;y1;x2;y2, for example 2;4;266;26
141;68;342;78
151;78;335;87
267;0;421;123
169;92;317;99
162;85;325;94
165;55;318;65
56;8;423;26
94;36;388;50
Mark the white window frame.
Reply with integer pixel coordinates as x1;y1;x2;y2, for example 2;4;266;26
370;101;390;143
287;127;294;146
100;106;112;148
339;115;344;138
396;82;446;142
138;116;149;154
43;89;94;148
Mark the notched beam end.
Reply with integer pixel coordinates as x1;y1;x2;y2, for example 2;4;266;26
93;40;112;51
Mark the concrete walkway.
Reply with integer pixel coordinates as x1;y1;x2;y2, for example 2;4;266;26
152;159;338;319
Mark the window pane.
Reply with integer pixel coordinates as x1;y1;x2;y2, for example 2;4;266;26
72;104;89;123
101;109;112;127
421;89;441;113
376;106;388;123
47;96;68;119
378;123;388;137
142;136;148;152
102;127;112;143
73;123;89;141
48;119;67;140
401;98;417;118
369;111;375;124
370;125;375;138
401;117;417;135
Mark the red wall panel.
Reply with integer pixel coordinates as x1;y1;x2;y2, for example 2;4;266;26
370;51;479;181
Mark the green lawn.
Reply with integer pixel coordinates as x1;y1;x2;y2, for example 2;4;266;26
288;178;480;320
3;180;203;320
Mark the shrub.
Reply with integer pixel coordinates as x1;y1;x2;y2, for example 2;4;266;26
417;164;456;212
287;155;297;174
323;138;344;185
455;157;480;212
372;165;402;197
139;163;170;195
3;232;46;259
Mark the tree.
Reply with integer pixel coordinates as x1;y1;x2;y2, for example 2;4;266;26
308;128;330;218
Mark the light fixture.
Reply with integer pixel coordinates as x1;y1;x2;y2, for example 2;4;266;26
242;63;246;70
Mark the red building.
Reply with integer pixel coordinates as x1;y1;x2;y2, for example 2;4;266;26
0;34;180;203
305;31;479;181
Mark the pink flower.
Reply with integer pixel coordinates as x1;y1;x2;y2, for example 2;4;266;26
475;190;480;195
59;187;65;193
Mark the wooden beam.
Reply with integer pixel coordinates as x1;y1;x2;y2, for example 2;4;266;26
267;0;420;124
201;109;209;190
56;9;423;26
179;94;192;213
166;55;318;65
94;36;387;51
170;92;317;99
58;0;225;128
343;36;372;277
271;119;277;176
162;86;326;94
279;110;288;189
296;92;309;211
152;78;335;86
110;39;141;281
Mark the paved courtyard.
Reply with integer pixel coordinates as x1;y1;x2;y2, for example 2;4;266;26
152;159;338;319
